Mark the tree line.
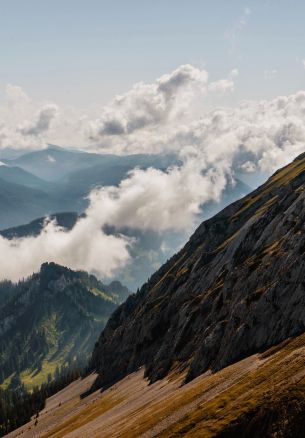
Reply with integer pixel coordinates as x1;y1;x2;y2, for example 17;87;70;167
0;363;84;436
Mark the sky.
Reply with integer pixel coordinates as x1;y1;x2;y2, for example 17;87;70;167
1;0;305;108
1;1;305;282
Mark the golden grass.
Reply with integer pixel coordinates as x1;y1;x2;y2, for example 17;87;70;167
159;333;305;437
232;156;305;220
27;333;305;438
41;394;125;438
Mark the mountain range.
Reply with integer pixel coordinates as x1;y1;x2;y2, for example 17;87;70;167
0;146;251;289
0;146;180;227
7;152;305;438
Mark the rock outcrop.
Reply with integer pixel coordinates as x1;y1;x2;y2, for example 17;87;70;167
91;153;305;388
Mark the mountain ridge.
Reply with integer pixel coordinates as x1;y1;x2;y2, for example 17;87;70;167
0;262;130;389
90;152;305;389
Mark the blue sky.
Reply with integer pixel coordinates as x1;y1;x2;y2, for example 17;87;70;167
1;0;305;106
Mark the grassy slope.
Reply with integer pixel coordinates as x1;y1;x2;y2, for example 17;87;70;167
9;332;305;437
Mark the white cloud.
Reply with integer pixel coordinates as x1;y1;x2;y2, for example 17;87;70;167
2;65;305;282
5;84;30;103
0;215;131;282
87;159;227;233
87;64;209;141
0;85;59;150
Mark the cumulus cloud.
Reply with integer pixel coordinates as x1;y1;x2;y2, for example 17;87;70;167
19;104;58;136
87;159;228;233
87;64;209;141
0;85;59;150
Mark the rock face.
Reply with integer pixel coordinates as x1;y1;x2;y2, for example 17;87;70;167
91;153;305;388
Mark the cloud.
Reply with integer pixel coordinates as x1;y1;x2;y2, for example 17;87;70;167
0;66;236;152
5;84;30;103
0;85;59;150
2;65;305;282
19;104;58;136
87;159;228;233
0;213;131;282
87;64;209;141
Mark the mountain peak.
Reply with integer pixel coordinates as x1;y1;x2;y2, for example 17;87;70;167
0;263;130;390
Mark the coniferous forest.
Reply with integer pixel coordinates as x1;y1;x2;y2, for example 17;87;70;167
0;363;83;436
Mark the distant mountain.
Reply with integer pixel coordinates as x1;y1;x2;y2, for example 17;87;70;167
0;262;130;389
4;146;106;181
0;165;52;191
0;178;251;291
91;152;305;391
0;146;251;290
0;148;35;160
4;146;177;183
0;212;78;239
0;148;180;228
0;178;59;229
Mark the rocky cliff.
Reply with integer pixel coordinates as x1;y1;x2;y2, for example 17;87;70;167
91;153;305;388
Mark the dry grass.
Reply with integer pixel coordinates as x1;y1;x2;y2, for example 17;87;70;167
9;328;305;438
41;393;125;438
160;333;305;437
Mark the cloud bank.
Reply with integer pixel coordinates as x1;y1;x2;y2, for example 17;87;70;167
0;215;131;282
2;65;305;281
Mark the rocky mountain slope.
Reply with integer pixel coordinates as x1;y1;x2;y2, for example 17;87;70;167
91;152;305;389
0;262;129;389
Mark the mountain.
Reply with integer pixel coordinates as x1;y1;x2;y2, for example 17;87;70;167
0;262;129;389
0;165;52;191
9;333;305;437
0;177;251;291
3;146;103;182
0;178;60;229
90;152;305;391
0;212;78;239
5;146;178;183
0;148;181;229
7;154;305;437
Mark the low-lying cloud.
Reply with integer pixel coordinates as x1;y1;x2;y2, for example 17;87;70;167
0;215;131;282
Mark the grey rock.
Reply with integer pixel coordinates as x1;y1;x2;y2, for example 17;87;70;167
91;154;305;388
